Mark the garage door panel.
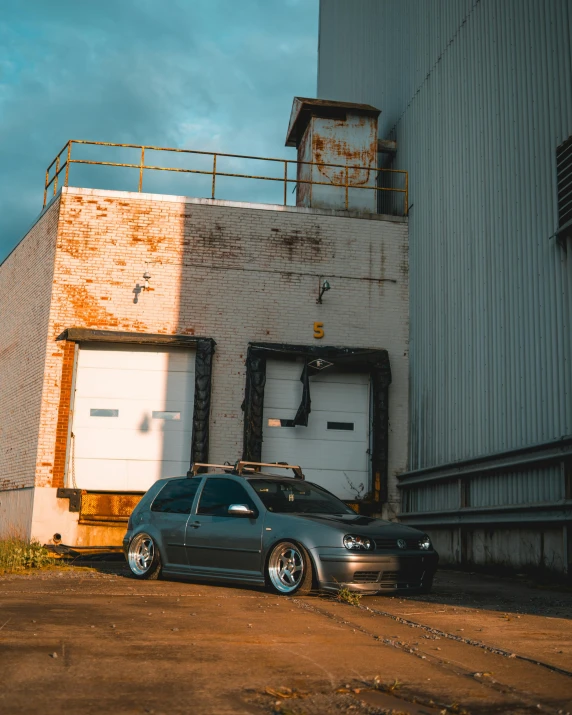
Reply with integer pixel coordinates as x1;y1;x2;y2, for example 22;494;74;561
74;459;188;491
263;378;303;410
261;436;368;472
266;361;304;381
126;460;188;486
72;345;196;491
74;369;194;402
73;398;193;431
73;427;192;461
303;468;371;501
308;371;370;386
261;361;371;500
264;379;368;413
78;346;194;372
73;458;128;491
126;459;188;485
301;382;369;412
263;409;369;441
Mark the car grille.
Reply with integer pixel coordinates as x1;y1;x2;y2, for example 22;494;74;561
380;569;423;588
374;538;420;550
353;571;380;583
379;570;400;582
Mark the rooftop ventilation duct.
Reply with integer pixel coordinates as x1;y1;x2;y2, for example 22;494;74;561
286;97;381;213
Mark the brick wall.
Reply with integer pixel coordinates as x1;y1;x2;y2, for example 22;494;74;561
0;200;60;491
51;340;76;488
36;187;409;512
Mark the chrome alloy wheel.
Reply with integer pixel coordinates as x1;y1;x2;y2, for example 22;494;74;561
128;533;155;576
268;541;305;593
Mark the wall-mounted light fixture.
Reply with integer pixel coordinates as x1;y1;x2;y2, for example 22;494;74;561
143;271;151;290
317;278;331;304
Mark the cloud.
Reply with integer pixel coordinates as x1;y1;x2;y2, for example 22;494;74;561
0;0;318;260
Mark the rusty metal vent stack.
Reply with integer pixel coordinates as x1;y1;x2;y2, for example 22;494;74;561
285;97;380;213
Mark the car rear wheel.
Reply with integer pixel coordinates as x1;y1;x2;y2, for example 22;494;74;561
127;532;162;580
266;541;313;595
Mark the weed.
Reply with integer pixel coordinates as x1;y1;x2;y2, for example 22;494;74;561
373;676;402;693
336;586;362;606
0;538;56;573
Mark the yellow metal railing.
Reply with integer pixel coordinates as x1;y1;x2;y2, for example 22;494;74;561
44;139;408;215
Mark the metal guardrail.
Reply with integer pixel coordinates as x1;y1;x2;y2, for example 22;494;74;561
43;139;408;215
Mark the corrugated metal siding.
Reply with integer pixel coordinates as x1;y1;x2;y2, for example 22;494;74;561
319;0;572;482
467;466;563;509
405;482;459;513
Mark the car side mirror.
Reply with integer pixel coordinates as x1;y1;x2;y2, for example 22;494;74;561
228;504;256;517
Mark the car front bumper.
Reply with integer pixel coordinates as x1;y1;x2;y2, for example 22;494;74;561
311;548;439;594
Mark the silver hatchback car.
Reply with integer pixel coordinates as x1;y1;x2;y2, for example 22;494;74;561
123;462;438;595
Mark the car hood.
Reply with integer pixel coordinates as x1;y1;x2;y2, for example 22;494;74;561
294;513;426;539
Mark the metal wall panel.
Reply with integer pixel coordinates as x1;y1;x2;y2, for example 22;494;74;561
319;0;572;484
405;482;459;513
467;466;563;509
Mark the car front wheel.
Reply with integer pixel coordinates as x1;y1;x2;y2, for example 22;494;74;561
266;540;313;595
127;532;162;580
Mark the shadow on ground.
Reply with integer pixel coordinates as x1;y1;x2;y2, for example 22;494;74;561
65;557;572;620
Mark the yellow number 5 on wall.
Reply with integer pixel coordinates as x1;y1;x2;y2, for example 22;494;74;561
313;322;324;339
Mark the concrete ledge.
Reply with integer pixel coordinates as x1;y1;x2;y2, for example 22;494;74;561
62;186;408;223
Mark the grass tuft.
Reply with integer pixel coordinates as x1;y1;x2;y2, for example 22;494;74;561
336;586;362;606
0;538;56;574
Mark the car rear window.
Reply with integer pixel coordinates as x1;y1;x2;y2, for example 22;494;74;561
151;478;200;514
248;479;355;515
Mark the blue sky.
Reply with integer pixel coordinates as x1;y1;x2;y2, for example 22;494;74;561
0;0;319;261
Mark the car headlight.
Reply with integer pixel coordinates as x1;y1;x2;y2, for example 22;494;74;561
343;535;373;551
419;535;431;550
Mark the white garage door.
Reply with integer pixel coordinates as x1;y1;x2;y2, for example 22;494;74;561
261;359;370;500
70;344;195;491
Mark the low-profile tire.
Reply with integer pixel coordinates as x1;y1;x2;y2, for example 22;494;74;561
127;532;162;580
266;540;313;596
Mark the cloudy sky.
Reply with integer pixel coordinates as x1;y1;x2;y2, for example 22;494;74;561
0;0;319;261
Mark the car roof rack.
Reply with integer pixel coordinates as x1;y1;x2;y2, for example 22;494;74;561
235;461;305;479
188;463;234;476
188;461;305;479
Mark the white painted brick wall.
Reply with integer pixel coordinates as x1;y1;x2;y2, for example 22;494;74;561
0;200;59;492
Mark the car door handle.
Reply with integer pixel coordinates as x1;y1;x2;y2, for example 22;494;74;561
189;521;201;529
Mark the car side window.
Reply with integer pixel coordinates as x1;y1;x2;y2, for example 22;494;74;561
197;478;256;517
151;479;200;514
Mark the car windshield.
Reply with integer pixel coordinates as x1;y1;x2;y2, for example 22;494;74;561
248;479;356;515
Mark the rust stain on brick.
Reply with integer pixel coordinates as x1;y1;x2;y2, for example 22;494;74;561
61;284;122;328
58;233;85;259
274;225;324;261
